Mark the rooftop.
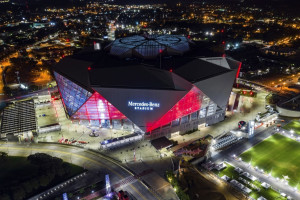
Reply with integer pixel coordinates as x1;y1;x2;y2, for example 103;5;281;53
53;35;239;91
105;35;192;59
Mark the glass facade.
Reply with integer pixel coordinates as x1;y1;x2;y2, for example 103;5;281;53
54;72;92;116
72;92;127;121
148;86;204;132
55;71;218;132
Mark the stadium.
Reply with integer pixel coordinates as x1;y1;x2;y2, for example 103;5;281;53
53;35;241;138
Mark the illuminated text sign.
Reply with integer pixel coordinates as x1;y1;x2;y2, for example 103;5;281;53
128;101;160;111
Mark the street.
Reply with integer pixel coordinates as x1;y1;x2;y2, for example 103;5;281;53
0;142;178;200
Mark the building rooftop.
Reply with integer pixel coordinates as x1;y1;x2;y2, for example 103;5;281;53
105;35;192;59
53;35;239;91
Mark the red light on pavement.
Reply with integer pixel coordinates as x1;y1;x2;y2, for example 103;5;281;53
170;69;173;72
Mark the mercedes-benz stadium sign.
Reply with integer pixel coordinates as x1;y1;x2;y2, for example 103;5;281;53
128;101;160;111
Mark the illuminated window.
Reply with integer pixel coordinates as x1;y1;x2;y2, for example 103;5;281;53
72;92;127;121
54;72;92;116
199;108;207;118
148;86;203;132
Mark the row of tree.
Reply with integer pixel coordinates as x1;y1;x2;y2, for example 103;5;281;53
0;153;75;200
166;171;190;200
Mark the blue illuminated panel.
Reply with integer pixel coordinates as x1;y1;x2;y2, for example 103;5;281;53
54;72;92;116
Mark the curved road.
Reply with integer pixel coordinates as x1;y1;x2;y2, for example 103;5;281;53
0;142;162;200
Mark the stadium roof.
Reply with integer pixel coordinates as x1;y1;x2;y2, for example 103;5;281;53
53;35;240;95
105;35;192;59
89;66;192;90
53;57;193;91
174;58;231;83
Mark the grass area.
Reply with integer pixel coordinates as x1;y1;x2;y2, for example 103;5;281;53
0;156;39;187
214;163;239;180
256;188;286;200
240;134;300;188
214;162;287;200
283;120;300;135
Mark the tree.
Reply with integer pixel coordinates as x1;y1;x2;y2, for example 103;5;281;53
39;175;50;187
12;187;26;200
79;188;85;194
177;188;190;200
30;178;40;190
62;163;71;175
0;194;11;200
0;152;8;161
22;181;33;194
57;166;66;177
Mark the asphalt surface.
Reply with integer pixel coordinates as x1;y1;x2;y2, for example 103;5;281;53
0;142;168;200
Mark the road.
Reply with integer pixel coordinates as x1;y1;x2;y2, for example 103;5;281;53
0;142;176;200
210;120;300;200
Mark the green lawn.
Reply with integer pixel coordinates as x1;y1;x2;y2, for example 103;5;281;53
214;162;287;200
240;133;300;188
249;187;286;200
215;163;240;180
283;121;300;135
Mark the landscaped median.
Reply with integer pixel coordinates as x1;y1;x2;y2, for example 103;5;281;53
166;171;190;200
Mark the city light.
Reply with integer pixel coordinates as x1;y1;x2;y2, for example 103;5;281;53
0;1;298;200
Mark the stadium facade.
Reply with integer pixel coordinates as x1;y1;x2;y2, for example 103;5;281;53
53;35;241;138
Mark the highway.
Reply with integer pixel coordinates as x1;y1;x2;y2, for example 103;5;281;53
0;142;165;200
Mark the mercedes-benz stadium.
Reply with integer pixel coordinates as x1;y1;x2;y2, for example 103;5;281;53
53;35;241;138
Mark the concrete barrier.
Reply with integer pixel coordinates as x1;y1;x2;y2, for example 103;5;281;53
276;105;300;117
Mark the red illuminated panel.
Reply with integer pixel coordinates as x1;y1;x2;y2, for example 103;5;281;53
148;86;203;132
236;62;242;78
72;92;127;120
